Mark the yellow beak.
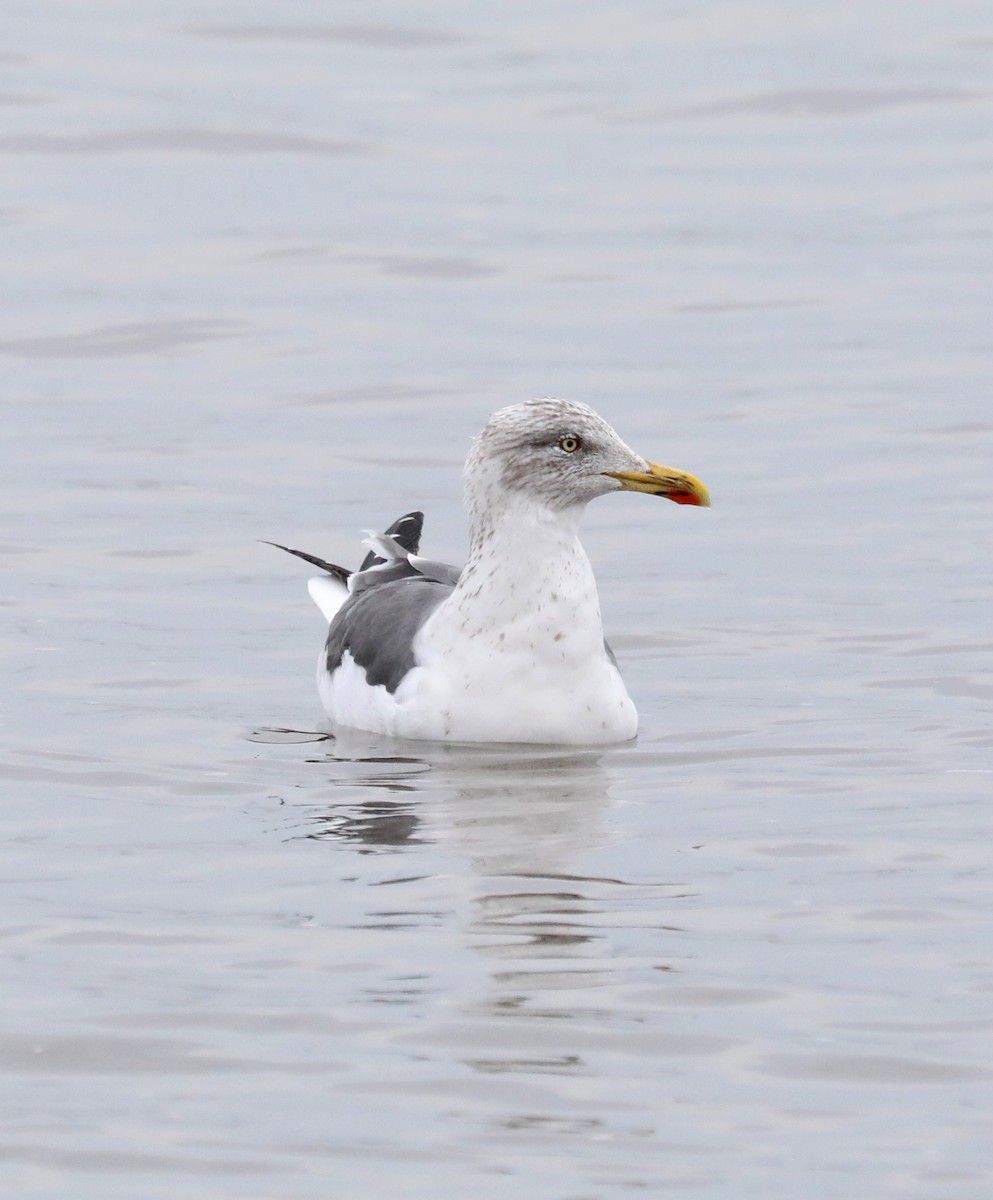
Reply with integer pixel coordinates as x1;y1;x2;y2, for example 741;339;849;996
603;461;710;507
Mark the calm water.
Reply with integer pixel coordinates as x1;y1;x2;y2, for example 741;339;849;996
3;2;992;1197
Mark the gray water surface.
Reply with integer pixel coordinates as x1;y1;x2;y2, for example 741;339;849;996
2;3;992;1197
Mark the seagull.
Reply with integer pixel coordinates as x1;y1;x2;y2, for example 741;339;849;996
271;398;709;745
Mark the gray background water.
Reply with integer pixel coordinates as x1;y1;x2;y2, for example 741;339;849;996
3;2;992;1197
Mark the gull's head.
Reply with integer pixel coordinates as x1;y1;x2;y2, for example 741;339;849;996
465;397;710;516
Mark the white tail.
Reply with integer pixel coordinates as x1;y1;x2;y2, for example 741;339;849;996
307;575;349;623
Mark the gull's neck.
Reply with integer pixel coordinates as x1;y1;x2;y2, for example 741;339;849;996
468;487;583;557
447;491;604;649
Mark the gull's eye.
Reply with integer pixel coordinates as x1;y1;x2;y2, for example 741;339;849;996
558;434;583;454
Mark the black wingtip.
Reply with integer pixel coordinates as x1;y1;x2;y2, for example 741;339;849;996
261;540;351;586
358;511;425;572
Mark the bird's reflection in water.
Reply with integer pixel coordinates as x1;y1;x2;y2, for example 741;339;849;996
455;751;617;1010
295;757;428;851
291;725;612;870
304;795;422;848
285;727;685;1065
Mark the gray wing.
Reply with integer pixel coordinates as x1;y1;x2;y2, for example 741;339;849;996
326;576;453;693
